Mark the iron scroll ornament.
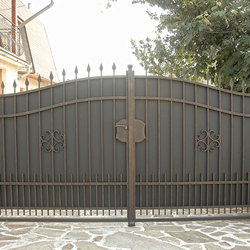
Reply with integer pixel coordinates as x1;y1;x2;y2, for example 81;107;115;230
196;130;221;152
40;130;65;153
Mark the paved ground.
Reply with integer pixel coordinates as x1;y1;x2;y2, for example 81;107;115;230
0;220;249;249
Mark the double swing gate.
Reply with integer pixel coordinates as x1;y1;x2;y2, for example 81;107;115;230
0;65;250;225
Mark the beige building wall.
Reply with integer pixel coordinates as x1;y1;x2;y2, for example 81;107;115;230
0;56;19;93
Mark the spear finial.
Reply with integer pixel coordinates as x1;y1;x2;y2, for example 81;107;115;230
87;64;91;77
25;77;29;91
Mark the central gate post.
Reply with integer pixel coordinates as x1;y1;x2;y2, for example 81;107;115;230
127;65;136;226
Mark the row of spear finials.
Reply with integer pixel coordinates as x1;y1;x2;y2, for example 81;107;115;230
0;63;246;94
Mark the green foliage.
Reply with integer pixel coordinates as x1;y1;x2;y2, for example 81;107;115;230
109;0;250;92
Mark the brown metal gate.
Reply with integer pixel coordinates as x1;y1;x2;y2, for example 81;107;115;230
0;65;250;225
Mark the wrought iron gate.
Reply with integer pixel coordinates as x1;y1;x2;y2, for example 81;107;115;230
0;65;250;225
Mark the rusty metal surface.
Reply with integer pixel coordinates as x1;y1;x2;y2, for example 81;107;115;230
0;65;250;226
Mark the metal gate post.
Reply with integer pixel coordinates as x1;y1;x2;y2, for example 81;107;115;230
127;65;136;226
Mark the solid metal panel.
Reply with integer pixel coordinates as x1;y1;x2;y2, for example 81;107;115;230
28;92;39;111
16;94;26;113
160;79;170;98
185;105;195;177
40;88;51;108
65;81;76;102
197;85;207;105
29;113;40;177
4;97;14;115
147;78;158;97
53;85;63;105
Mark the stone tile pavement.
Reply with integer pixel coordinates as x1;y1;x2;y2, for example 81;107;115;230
0;220;249;249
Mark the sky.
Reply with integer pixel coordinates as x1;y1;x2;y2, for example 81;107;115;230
20;0;159;81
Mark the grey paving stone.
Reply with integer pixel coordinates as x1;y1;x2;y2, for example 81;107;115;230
41;222;72;229
0;234;19;241
185;225;204;230
135;231;164;238
163;226;185;232
221;236;246;245
75;241;107;249
202;222;229;227
219;241;232;247
205;243;228;250
144;225;184;231
182;244;203;250
233;246;250;250
210;232;227;237
105;232;183;250
93;236;103;242
0;241;17;248
169;231;217;243
5;228;32;235
34;228;65;237
4;222;37;229
234;233;250;240
159;236;181;245
63;231;90;241
62;243;74;250
200;228;216;233
13;241;55;250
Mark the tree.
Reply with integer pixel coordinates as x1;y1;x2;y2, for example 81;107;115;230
108;0;250;92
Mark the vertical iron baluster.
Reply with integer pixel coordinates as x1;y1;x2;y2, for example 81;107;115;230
145;66;149;216
10;174;13;215
71;174;73;215
218;85;222;214
236;172;238;213
0;175;1;215
101;69;104;216
83;174;86;216
212;173;215;214
170;71;173;215
200;173;203;214
1;89;5;215
140;174;142;215
224;173;227;213
164;173;167;215
113;65;117;216
194;83;197;215
248;172;250;213
75;74;80;216
14;89;18;215
22;174;25;215
206;86;210;215
95;174;98;215
120;174;123;215
58;174;61;216
46;174;49;215
34;174;37;216
176;173;179;215
27;87;31;215
230;86;233;213
127;65;135;226
182;78;185;215
152;174;155;215
50;81;55;215
88;67;92;216
108;174;111;216
157;76;161;216
242;93;245;213
38;82;43;216
63;81;67;215
188;173;191;215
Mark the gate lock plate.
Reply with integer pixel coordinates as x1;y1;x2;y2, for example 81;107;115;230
116;119;146;143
